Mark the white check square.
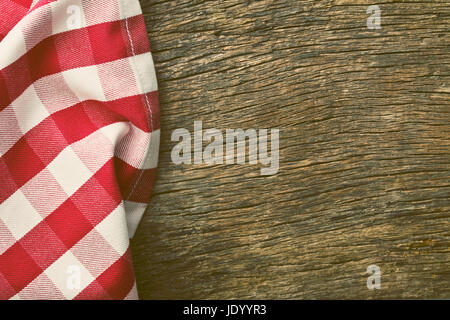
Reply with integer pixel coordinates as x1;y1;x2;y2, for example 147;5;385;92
12;85;50;134
100;122;130;145
0;27;26;70
51;0;86;34
47;146;92;196
95;204;129;255
118;0;142;19
130;53;158;93
142;129;160;169
0;190;42;241
62;65;106;102
44;251;94;299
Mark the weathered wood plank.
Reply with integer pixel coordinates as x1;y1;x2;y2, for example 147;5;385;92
131;0;450;299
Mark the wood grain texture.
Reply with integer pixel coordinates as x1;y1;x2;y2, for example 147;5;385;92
131;0;450;299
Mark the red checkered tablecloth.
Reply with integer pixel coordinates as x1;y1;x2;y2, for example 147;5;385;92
0;0;160;299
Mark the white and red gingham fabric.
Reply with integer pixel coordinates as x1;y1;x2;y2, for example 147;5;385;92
0;0;160;299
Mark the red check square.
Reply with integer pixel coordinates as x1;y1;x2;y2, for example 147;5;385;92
3;137;45;187
54;28;95;70
19;221;67;269
45;199;94;249
27;37;61;81
0;242;43;292
52;102;98;144
87;20;128;64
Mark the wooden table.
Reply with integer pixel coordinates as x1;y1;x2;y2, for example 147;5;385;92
131;0;450;299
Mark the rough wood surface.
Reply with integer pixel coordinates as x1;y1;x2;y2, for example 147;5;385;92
131;0;450;299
